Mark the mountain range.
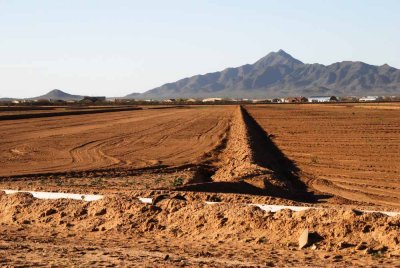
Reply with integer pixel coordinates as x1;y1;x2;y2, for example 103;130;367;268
126;50;400;99
30;89;84;101
0;89;84;102
2;50;399;101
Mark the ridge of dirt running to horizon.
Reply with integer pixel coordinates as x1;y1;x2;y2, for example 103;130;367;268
1;104;398;208
1;104;400;266
180;106;319;202
212;106;275;182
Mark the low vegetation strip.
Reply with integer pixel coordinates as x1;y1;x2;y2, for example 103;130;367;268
0;106;143;121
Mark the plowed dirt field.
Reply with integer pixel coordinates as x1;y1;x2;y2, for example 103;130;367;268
246;103;400;208
1;104;400;267
0;106;232;177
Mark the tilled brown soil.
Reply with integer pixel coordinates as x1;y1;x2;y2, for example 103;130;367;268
0;106;232;177
246;103;400;208
0;192;399;267
1;104;400;266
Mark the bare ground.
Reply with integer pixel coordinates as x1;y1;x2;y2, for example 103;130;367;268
246;103;400;208
0;192;399;267
0;104;400;266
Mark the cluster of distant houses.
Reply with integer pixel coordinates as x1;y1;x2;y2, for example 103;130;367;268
9;96;106;105
4;95;400;105
262;95;384;103
153;95;398;104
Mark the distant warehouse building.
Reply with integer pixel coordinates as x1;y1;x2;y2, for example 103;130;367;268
162;99;176;103
308;96;338;102
359;96;380;102
202;98;223;103
82;96;106;103
285;96;308;103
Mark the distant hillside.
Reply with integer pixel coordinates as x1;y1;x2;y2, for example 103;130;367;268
126;50;400;99
30;89;84;101
124;93;141;99
0;98;14;102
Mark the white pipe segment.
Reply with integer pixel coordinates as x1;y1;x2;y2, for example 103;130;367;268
138;197;153;204
2;189;103;201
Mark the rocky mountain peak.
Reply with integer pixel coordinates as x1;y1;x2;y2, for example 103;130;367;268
254;49;303;68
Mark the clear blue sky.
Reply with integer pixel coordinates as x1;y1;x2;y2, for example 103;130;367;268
1;0;399;98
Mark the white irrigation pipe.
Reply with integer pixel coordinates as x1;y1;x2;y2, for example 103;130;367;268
206;201;400;216
2;189;103;202
205;201;313;212
360;210;400;217
2;189;399;216
138;197;153;204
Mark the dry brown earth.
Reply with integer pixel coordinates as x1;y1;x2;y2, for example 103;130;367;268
1;104;400;266
0;106;232;177
0;192;399;267
246;103;400;208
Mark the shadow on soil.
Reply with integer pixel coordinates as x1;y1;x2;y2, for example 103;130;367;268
177;106;331;204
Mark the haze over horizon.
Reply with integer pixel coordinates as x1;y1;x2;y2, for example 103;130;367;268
1;0;399;98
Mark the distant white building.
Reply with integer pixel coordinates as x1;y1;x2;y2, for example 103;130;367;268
162;99;175;103
202;98;223;102
308;96;334;103
252;99;271;103
359;96;379;102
